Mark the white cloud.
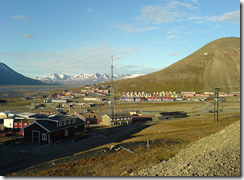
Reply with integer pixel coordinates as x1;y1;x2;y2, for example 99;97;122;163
166;52;181;56
168;2;199;10
13;32;34;39
116;65;162;74
11;15;31;22
166;35;179;39
189;10;240;25
87;8;92;12
136;5;187;24
154;40;176;44
168;26;186;34
192;20;205;24
218;10;240;24
136;2;200;24
0;46;138;76
113;23;158;33
173;40;188;45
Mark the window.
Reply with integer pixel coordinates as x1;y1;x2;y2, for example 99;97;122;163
68;120;71;124
63;121;67;126
42;133;47;141
59;121;62;127
65;129;68;136
72;119;76;123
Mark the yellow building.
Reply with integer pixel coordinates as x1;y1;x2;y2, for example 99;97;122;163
101;113;132;126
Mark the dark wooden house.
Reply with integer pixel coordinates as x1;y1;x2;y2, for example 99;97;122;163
23;115;85;144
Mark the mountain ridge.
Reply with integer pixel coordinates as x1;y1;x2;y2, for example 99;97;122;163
34;73;145;85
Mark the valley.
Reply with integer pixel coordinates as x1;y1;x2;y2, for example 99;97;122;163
0;85;240;176
0;37;240;176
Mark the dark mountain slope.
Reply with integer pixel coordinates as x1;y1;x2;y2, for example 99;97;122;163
114;37;240;93
0;62;47;85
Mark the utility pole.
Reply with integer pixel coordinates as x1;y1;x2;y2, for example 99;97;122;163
109;55;115;124
214;87;220;122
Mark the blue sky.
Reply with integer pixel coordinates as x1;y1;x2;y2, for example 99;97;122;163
0;0;240;78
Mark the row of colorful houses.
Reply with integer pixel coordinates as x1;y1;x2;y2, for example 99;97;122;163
181;91;240;98
121;91;240;99
121;91;180;98
120;96;179;102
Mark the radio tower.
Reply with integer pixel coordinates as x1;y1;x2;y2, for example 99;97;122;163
109;55;115;119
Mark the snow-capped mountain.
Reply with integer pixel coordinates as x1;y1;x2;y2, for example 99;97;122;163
34;73;145;85
34;73;70;82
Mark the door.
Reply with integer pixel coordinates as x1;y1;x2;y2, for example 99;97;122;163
32;131;40;143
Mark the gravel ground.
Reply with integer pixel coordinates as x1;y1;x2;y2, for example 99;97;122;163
132;120;240;176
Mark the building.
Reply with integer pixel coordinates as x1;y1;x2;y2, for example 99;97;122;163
101;113;132;126
44;98;67;103
84;97;101;101
158;111;188;120
0;111;12;119
4;118;36;130
132;115;153;123
94;112;105;124
23;115;85;144
121;110;142;116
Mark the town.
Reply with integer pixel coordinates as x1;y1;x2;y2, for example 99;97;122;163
0;83;240;146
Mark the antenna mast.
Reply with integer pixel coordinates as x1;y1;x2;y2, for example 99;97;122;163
109;55;115;120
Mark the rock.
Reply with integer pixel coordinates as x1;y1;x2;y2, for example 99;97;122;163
133;121;240;176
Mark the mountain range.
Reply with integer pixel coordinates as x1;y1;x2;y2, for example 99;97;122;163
33;73;145;84
0;62;145;86
111;37;240;93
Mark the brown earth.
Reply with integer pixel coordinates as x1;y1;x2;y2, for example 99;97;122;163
5;110;240;176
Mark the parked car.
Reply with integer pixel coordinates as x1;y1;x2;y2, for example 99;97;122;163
70;131;90;142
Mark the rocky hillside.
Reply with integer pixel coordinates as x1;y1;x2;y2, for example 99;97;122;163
113;37;240;93
133;120;240;176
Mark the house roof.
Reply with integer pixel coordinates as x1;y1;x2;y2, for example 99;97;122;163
48;115;76;122
24;115;85;132
69;112;86;121
159;111;187;116
103;113;132;119
95;112;105;119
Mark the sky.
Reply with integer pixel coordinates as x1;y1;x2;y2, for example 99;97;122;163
0;0;240;78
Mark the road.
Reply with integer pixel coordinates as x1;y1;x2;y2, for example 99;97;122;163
0;121;153;176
